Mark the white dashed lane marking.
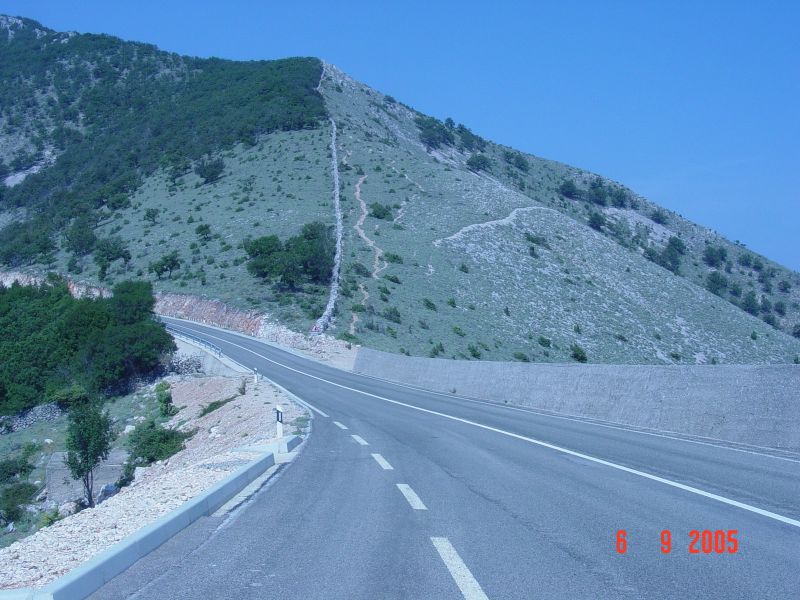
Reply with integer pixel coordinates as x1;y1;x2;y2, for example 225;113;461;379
431;537;489;600
371;453;393;470
396;484;427;510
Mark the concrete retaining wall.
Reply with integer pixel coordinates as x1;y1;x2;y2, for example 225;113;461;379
353;348;800;451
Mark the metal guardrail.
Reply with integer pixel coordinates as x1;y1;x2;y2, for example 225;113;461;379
165;325;223;357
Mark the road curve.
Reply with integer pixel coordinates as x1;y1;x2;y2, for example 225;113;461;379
90;317;800;600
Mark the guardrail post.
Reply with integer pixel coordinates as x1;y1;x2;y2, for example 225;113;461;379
276;404;283;438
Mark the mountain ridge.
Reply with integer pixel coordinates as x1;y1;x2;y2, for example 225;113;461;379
1;16;799;365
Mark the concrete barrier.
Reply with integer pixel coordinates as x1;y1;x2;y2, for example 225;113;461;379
1;438;298;600
353;348;800;451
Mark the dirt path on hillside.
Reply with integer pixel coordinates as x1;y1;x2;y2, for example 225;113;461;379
350;175;386;334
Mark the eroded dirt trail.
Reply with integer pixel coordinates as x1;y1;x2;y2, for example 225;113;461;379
350;175;385;334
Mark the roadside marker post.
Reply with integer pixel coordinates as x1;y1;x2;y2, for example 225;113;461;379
254;367;259;384
276;404;284;438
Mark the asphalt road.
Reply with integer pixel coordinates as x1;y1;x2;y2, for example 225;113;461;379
91;318;800;599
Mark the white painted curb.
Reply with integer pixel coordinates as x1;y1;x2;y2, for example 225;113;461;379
0;436;301;600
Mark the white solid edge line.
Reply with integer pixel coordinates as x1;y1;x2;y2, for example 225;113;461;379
397;484;427;510
164;319;800;464
431;537;490;600
371;453;393;470
351;434;369;446
333;421;349;430
164;324;800;529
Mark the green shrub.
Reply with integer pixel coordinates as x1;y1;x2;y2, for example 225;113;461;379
199;395;237;417
155;383;177;417
429;342;445;358
369;203;392;220
651;209;669;225
384;252;403;264
127;420;193;464
467;344;481;359
452;326;466;337
0;457;33;485
383;307;402;324
458;263;469;273
513;352;530;362
570;344;588;363
422;298;437;311
384;274;402;284
588;212;606;231
0;482;37;522
447;298;457;308
703;245;728;268
537;336;551;348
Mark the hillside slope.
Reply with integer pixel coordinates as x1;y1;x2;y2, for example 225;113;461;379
1;16;798;364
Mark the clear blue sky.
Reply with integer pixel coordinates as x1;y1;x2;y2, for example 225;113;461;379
3;1;798;270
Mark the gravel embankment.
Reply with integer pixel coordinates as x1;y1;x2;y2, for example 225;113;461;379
0;375;304;590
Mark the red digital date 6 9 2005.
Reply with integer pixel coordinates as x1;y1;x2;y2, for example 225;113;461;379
615;529;739;554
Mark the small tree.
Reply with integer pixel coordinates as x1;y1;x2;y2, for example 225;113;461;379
195;158;225;184
195;223;212;241
144;208;160;225
65;403;114;508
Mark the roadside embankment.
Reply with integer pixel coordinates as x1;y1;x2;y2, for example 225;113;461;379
353;348;800;451
0;375;305;590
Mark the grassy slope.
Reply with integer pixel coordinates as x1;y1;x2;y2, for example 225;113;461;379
51;127;335;329
321;65;800;364
0;15;797;363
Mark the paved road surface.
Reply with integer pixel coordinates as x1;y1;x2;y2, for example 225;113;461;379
90;318;800;599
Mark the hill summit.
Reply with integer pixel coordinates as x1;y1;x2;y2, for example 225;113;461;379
1;16;799;365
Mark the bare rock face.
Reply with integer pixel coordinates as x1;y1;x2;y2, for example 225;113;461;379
96;484;119;505
57;502;78;518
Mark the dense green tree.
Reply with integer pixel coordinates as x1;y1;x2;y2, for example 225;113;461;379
148;250;182;279
0;279;173;414
195;158;225;184
64;216;97;256
244;222;334;290
466;153;491;172
244;235;283;279
109;281;155;325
